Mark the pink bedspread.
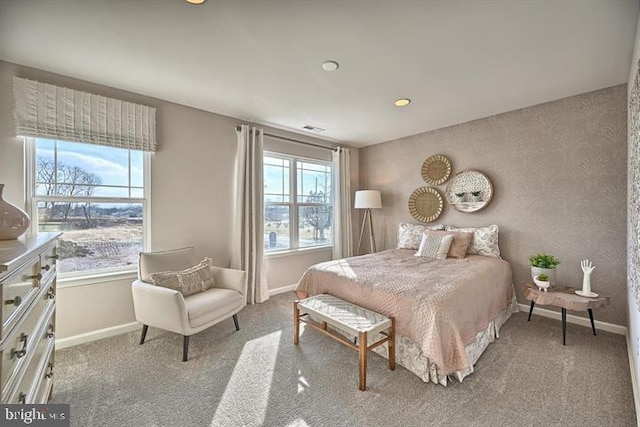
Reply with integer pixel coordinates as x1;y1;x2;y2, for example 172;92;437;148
296;249;513;375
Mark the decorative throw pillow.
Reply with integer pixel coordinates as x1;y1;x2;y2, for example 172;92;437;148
397;222;445;250
415;232;453;260
148;258;215;297
445;225;501;258
423;229;473;259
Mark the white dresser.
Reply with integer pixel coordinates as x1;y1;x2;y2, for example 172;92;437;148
0;232;60;404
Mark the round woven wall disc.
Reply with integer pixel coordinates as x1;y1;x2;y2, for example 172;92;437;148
421;155;452;185
408;187;444;223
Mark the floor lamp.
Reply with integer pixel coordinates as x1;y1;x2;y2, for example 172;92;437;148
354;190;382;254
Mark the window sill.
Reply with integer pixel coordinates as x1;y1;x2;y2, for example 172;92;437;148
57;269;137;289
265;245;333;259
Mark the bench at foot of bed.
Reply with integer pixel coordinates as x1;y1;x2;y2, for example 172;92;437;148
293;294;395;391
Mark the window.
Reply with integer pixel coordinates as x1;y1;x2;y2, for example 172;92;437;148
264;153;332;252
28;138;149;275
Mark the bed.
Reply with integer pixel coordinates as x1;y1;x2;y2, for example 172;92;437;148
295;247;517;386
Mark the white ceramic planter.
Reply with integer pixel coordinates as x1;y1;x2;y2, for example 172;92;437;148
531;266;557;286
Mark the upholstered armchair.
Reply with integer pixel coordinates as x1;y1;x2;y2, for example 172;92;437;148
131;247;247;361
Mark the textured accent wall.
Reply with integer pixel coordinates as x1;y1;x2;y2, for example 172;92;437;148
360;85;627;325
630;66;640;313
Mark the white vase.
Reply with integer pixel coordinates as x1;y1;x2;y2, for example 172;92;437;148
0;184;30;240
531;266;557;286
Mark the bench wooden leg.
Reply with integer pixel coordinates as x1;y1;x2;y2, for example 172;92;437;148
359;331;367;391
293;301;300;345
388;317;396;371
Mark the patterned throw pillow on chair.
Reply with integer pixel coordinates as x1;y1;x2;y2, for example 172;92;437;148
148;258;215;297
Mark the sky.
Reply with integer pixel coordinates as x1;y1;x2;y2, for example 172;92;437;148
35;138;143;198
264;155;331;204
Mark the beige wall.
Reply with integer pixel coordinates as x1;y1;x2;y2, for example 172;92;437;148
360;85;627;326
0;60;353;339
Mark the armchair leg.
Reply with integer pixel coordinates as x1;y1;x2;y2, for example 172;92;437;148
140;325;148;345
233;314;240;331
183;335;190;362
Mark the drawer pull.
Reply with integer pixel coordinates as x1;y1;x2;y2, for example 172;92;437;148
47;288;55;300
29;273;43;281
4;296;22;307
45;362;54;379
48;254;59;260
46;324;55;339
11;333;28;359
41;264;51;271
18;392;26;404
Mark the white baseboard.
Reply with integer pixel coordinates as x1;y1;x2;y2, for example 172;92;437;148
55;321;141;350
626;332;640;427
517;303;627;335
269;283;297;297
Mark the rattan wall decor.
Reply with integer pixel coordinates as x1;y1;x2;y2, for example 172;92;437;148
408;187;444;223
421;154;452;185
445;170;494;213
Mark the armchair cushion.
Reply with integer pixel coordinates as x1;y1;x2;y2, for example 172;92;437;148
185;288;245;328
148;258;215;297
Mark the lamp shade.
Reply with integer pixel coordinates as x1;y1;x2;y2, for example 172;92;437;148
354;190;382;209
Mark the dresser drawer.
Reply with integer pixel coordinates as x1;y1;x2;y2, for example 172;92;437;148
1;258;40;339
32;345;54;404
39;244;58;287
7;330;54;405
0;288;54;397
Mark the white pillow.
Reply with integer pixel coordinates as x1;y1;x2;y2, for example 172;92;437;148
445;224;500;258
415;233;453;260
397;222;445;250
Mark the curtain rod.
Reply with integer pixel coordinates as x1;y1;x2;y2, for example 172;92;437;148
236;125;339;151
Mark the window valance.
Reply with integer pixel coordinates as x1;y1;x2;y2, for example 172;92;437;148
12;77;157;152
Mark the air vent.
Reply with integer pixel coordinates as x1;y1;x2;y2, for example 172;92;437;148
303;125;325;133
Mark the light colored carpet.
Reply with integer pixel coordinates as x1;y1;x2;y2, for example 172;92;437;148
52;292;636;427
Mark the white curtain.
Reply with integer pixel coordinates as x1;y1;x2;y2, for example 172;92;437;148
231;125;269;304
12;77;156;152
332;147;353;259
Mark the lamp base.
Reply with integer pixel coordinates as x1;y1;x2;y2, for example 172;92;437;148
356;209;376;254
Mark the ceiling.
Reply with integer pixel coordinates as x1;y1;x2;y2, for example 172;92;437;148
0;0;638;147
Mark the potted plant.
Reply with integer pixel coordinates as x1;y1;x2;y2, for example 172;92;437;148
533;273;551;292
454;192;466;203
471;190;482;201
529;253;561;286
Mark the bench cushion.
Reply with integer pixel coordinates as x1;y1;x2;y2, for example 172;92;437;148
297;294;391;334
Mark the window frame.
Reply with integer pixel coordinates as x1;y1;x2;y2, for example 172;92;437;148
264;151;333;254
25;137;152;280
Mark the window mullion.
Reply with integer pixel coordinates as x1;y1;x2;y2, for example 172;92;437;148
290;157;298;249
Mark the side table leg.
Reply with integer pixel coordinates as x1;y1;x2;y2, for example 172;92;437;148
293;302;300;345
359;331;367;391
588;308;597;336
527;301;535;321
562;308;567;345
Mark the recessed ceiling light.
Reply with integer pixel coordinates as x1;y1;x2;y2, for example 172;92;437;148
185;0;206;4
322;60;339;72
394;98;411;107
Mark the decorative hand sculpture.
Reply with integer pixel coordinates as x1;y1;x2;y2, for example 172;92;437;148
581;259;595;294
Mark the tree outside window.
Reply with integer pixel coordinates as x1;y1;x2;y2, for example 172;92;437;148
264;154;332;252
31;138;147;274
